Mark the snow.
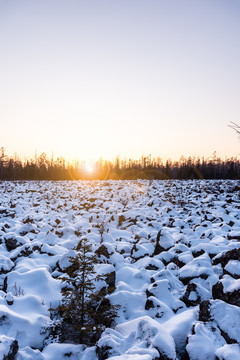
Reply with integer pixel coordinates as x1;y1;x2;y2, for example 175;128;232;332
110;355;152;360
0;254;14;272
17;346;45;360
210;300;240;343
42;343;95;360
186;322;226;360
221;274;240;293
215;344;240;360
164;308;198;355
0;335;17;359
109;289;146;321
6;267;62;308
98;316;176;359
147;279;185;312
0;302;48;348
179;253;214;281
0;179;239;359
225;260;240;276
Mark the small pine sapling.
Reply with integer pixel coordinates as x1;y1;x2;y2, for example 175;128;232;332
55;237;119;344
58;238;96;330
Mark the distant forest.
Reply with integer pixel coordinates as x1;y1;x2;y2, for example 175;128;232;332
0;148;239;180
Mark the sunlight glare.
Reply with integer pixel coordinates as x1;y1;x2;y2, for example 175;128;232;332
85;161;94;173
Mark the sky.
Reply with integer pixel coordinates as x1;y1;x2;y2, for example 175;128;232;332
0;0;240;162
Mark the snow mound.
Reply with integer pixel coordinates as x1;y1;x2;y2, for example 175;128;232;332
97;316;176;360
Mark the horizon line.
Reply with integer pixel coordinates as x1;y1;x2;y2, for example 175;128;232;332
1;147;240;165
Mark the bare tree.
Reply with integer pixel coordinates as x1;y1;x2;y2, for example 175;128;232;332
229;122;240;140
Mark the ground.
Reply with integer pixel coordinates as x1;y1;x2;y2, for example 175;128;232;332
0;180;240;360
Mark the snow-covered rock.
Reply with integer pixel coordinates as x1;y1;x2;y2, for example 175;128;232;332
97;316;176;360
0;180;239;359
0;335;18;360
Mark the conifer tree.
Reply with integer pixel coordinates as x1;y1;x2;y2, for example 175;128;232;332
58;238;96;330
56;237;119;343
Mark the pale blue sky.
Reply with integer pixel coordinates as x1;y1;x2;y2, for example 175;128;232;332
0;0;240;162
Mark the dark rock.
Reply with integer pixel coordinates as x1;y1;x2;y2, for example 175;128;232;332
179;276;194;286
3;276;8;292
118;215;125;227
213;248;240;267
181;351;190;360
5;239;18;252
145;264;159;271
212;281;240;307
146;289;152;298
209;300;239;343
96;345;113;360
105;271;116;291
6;299;13;306
228;233;240;240
0;315;7;325
156;354;174;360
130;244;150;261
10;244;42;262
219;328;237;345
197;299;240;347
0;337;19;360
19;231;28;237
199;300;211;322
179;272;209;286
181;283;201;307
130;243;137;257
22;217;33;224
55;231;63;238
145;299;154;310
153;231;164;255
4;340;18;360
95;245;111;259
0;209;8;215
192;249;205;258
171;257;185;268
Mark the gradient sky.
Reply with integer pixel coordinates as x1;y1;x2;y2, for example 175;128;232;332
0;0;240;162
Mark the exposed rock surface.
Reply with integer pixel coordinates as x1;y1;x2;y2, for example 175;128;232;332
0;336;19;360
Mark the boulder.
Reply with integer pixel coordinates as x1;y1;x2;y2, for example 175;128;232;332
212;275;240;307
97;316;176;360
0;336;18;360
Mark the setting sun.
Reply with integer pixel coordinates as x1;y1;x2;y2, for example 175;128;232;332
85;162;94;173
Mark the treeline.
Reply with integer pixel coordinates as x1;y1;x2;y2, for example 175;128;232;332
0;148;239;180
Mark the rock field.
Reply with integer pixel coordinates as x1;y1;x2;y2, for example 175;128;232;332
0;180;240;360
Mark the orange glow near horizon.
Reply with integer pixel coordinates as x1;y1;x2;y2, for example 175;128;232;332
3;148;240;166
1;1;240;162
